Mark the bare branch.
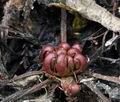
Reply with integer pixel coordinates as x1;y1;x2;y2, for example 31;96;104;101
92;73;120;85
2;79;52;102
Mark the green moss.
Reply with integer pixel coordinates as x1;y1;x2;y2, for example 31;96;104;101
72;13;87;32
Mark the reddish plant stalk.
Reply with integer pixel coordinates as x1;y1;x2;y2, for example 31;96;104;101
61;9;67;43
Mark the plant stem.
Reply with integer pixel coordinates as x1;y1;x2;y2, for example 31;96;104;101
61;9;67;43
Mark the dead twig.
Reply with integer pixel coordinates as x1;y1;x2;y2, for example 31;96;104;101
112;0;118;15
0;71;43;87
88;46;102;64
99;56;120;64
82;80;111;102
12;71;43;81
101;30;109;54
92;72;120;85
2;79;53;102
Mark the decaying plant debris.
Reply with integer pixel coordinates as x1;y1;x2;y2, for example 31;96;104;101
0;0;120;102
49;0;120;32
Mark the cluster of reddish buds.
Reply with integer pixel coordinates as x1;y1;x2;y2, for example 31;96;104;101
41;42;87;77
60;77;81;96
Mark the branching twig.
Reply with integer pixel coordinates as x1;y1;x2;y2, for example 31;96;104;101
2;79;53;102
101;30;109;54
99;56;120;64
82;80;111;102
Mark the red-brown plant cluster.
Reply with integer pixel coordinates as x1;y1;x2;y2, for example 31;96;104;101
60;77;81;96
41;43;87;77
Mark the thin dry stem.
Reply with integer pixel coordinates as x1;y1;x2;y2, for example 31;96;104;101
61;9;67;43
82;81;111;102
92;73;120;85
2;79;52;102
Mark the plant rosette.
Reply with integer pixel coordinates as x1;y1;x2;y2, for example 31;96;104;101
41;42;87;77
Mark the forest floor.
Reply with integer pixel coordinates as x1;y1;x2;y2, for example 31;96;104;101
0;0;120;102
